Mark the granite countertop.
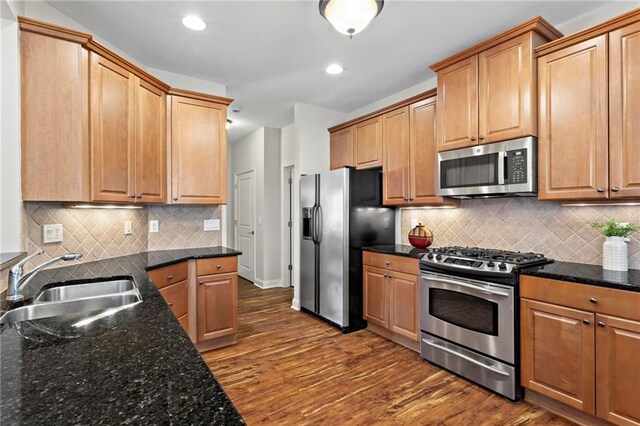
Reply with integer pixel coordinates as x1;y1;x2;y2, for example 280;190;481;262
519;260;640;293
0;252;27;271
363;245;429;259
0;247;244;425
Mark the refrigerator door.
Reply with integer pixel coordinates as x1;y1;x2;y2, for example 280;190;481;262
300;174;318;313
318;168;349;327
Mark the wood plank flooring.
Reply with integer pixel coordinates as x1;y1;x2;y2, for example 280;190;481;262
202;278;573;425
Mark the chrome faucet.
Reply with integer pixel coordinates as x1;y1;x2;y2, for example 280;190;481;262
5;250;82;305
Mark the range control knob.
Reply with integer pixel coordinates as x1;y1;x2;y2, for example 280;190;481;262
498;262;507;270
435;254;442;261
427;253;434;260
487;261;495;267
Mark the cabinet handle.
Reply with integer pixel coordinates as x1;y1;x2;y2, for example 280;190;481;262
409;197;414;201
136;194;142;199
129;194;136;199
199;280;204;285
173;197;178;201
167;275;173;280
403;196;409;201
470;136;476;141
385;261;390;265
589;297;598;304
216;264;222;269
597;321;606;327
611;187;620;192
479;135;484;140
168;302;173;307
597;188;605;193
384;273;388;277
582;319;591;325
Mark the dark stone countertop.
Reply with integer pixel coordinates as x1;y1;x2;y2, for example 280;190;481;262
0;252;27;271
363;245;429;259
519;260;640;293
0;247;244;425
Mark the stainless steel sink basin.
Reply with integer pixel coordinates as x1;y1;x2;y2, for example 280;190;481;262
0;279;142;326
35;279;136;302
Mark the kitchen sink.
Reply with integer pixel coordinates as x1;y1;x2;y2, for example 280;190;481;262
0;279;142;326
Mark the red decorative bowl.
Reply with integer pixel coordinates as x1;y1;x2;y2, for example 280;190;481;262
408;223;433;249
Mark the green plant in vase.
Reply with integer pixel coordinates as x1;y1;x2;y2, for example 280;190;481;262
590;219;640;271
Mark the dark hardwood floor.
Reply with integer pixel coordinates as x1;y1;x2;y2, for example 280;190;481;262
202;278;573;425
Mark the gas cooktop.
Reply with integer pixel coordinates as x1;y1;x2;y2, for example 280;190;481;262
420;246;553;276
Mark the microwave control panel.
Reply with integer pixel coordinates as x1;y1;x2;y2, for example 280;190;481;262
506;149;527;184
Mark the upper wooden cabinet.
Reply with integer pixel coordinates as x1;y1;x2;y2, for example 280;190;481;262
330;127;355;170
382;107;410;205
536;10;640;201
431;18;562;152
354;116;383;169
21;31;90;201
18;17;232;205
170;95;228;205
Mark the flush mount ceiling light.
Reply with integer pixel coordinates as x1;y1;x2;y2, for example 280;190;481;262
182;15;206;31
319;0;384;39
326;64;344;75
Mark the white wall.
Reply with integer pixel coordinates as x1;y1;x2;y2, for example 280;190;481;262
556;1;640;35
148;67;226;97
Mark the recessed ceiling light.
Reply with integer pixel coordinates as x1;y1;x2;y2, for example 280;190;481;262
182;15;206;31
326;64;344;75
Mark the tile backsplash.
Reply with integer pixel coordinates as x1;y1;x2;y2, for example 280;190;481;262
401;199;640;269
147;205;221;250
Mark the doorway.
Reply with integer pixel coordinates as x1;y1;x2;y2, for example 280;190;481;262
282;166;294;288
235;170;255;282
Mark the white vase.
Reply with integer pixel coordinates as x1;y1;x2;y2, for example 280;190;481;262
602;236;628;272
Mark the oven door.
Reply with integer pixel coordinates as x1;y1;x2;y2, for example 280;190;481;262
420;272;514;363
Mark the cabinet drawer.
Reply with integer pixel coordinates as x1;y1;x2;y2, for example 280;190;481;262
363;252;419;275
197;256;238;276
159;279;188;318
520;276;640;321
148;262;188;289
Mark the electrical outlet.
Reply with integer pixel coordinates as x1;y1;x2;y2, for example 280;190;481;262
204;219;220;231
258;216;262;225
411;218;419;228
124;221;132;235
149;220;159;233
43;224;63;243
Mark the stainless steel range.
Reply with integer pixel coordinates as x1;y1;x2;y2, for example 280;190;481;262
419;246;552;400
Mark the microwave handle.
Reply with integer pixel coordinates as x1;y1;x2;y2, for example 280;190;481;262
497;152;507;185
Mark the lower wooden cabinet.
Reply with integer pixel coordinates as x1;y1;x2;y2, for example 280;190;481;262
363;252;419;350
159;279;189;332
197;272;238;341
520;275;640;426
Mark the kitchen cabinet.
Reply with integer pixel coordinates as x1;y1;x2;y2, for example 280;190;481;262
170;95;228;205
148;262;190;335
382;107;410;205
537;10;640;201
20;31;90;201
431;18;561;152
520;275;640;425
354;116;383;169
363;252;419;350
196;257;239;349
330;127;355;170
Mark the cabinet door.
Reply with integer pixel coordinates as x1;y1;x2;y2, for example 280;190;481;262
409;97;444;204
159;279;188;319
354;116;383;169
388;270;419;341
21;32;90;202
171;96;227;204
609;22;640;199
596;314;640;426
197;272;238;341
363;265;388;328
90;53;135;202
382;107;410;206
330;127;354;170
436;55;478;151
134;78;166;203
538;36;609;200
521;299;595;414
479;33;535;143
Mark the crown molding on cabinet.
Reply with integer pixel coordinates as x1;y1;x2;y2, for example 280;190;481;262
429;16;563;72
535;7;640;57
328;88;437;133
168;88;233;106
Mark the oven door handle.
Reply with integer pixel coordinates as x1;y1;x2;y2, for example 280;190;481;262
422;339;510;377
426;276;510;297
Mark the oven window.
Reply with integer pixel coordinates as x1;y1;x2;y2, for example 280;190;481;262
440;153;499;189
429;288;499;335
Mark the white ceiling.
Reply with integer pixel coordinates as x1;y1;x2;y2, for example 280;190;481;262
46;0;611;142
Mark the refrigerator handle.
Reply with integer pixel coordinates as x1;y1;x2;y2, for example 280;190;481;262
311;205;318;243
315;205;323;243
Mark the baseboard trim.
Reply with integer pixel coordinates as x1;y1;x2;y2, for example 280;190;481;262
524;389;610;426
291;298;300;310
367;323;420;353
253;278;283;289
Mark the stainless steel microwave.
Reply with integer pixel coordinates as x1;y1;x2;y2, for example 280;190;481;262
437;137;537;198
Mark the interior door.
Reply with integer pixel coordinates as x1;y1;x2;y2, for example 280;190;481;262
235;170;255;282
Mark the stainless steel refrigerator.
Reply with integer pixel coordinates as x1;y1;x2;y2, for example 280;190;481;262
300;167;395;332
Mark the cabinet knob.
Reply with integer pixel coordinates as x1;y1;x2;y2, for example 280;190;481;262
597;321;606;327
611;187;620;192
582;319;591;325
384;273;388;277
216;264;222;269
385;261;391;265
129;194;136;199
409;197;414;201
167;275;173;280
168;302;173;307
403;196;409;201
589;297;598;304
173;197;178;201
597;188;605;193
470;136;476;141
199;280;204;285
136;194;142;199
479;135;485;140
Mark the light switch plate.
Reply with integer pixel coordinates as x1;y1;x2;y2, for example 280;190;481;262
204;219;220;231
124;221;132;235
411;218;419;229
43;224;63;243
149;220;159;233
